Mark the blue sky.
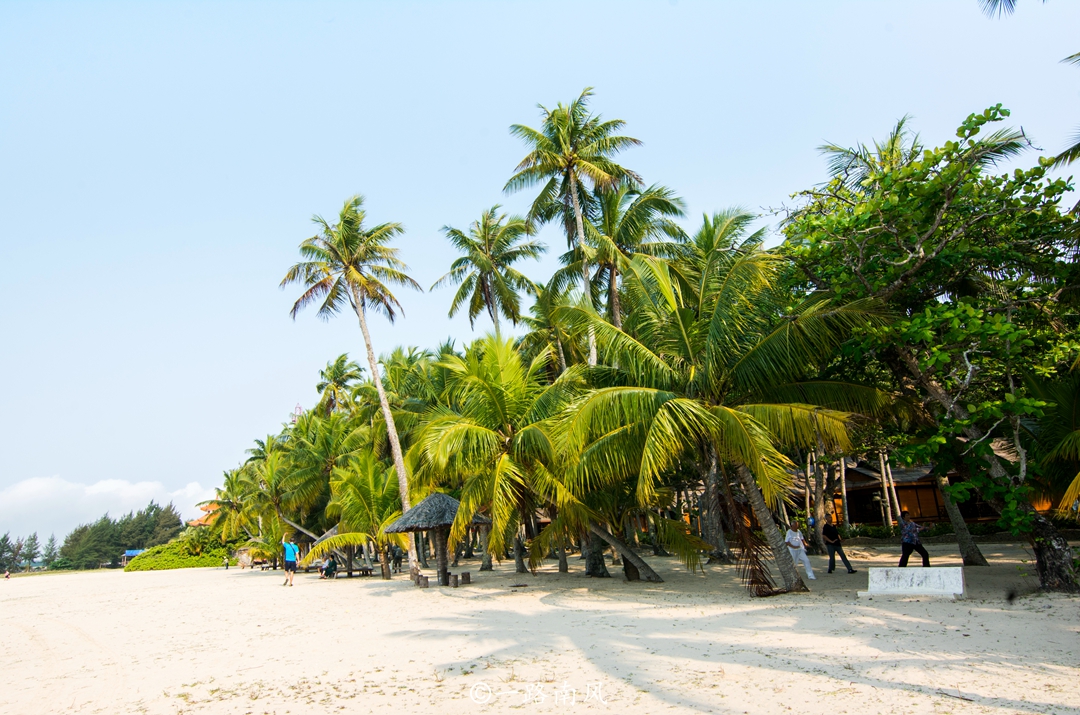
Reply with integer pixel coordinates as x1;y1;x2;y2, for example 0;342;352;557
1;0;1078;539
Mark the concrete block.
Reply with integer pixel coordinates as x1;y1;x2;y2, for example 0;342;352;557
858;567;965;600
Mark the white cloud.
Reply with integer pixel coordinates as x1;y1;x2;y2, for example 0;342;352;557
0;476;215;540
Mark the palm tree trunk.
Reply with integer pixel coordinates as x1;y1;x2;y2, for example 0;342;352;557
479;525;493;571
554;335;567;373
839;458;850;528
583;529;610;577
568;172;597;366
435;528;450;586
703;448;734;564
877;450;894;529
353;301;418;577
513;533;528;574
885;454;902;522
608;264;622;330
586;522;662;582
935;473;989;566
484;281;501;338
811;453;827;555
736;464;807;593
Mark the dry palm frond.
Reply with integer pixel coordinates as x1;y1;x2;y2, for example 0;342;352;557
721;469;780;597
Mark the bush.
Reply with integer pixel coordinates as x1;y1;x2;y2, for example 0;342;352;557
840;524;896;539
47;557;75;570
124;540;235;572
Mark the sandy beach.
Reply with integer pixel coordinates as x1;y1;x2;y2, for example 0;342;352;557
1;543;1078;715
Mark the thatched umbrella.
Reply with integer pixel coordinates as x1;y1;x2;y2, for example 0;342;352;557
385;492;490;586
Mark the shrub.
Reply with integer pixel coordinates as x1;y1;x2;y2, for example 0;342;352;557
124;540;236;572
47;557;75;570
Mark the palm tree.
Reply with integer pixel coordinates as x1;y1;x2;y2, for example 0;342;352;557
979;2;1080;166
199;468;257;541
518;279;582;374
412;336;577;573
316;355;364;415
431;206;546;335
555;221;890;592
286;411;368;530
585;183;686;329
300;453;409;579
281;194;423;575
505;88;642;365
1025;370;1080;517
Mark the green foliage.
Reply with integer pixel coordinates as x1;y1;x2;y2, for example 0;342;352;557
47;557;75;571
124;535;238;572
58;502;185;570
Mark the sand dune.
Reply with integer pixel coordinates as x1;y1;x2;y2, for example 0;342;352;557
1;543;1078;714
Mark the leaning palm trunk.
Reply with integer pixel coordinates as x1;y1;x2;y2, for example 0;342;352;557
877;450;894;530
935;473;988;566
353;301;418;577
569;173;597;366
721;466;779;596
586;522;663;582
736;465;806;593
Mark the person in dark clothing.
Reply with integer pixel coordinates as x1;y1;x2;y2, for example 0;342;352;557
822;514;857;574
898;510;931;567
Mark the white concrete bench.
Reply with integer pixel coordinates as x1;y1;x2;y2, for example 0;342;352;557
857;567;966;600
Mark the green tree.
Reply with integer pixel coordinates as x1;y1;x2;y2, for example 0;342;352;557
585;183;685;329
412;336;577;574
505;87;642;365
21;533;40;571
432;206;545;335
41;534;58;567
281;194;423;575
316;354;364;415
300;452;408;579
783;107;1079;591
555;230;887;592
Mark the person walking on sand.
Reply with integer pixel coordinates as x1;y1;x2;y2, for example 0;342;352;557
898;510;931;567
282;537;300;586
222;555;229;570
822;514;857;574
784;520;816;580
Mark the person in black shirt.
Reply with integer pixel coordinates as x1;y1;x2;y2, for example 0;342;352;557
822;514;857;574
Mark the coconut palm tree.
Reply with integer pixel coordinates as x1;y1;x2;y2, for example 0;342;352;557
286;411;368;530
518;279;582;374
585;183;686;329
300;452;408;579
431;206;546;335
199;468;257;541
554;221;890;592
412;336;579;573
281;194;423;575
1025;370;1080;517
316;354;364;415
505;88;642;365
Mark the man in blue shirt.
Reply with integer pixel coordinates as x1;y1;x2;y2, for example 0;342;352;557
282;538;300;586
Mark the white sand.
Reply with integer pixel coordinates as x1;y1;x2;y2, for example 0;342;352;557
1;543;1078;715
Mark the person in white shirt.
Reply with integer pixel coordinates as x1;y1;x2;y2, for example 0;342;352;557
784;520;816;580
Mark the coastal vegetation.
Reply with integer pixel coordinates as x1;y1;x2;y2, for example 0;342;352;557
185;90;1079;593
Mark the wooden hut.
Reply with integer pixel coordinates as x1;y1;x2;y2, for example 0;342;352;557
384;493;490;586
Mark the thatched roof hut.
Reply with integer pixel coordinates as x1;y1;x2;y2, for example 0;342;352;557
384;492;489;533
385;493;489;586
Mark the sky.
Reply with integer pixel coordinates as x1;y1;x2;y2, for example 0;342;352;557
2;0;1078;540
